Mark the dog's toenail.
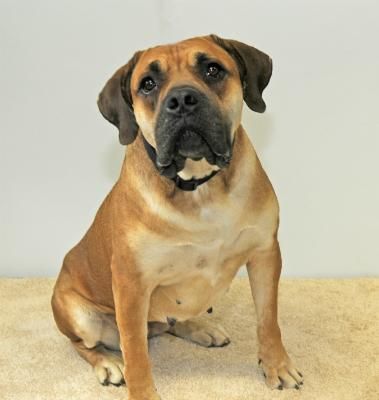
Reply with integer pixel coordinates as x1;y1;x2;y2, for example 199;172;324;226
207;307;213;314
176;299;181;305
263;372;266;378
295;384;300;390
258;359;262;365
298;372;303;378
278;385;283;390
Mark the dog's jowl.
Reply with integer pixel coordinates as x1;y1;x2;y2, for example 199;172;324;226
51;35;303;400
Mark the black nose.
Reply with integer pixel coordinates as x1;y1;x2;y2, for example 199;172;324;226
165;86;199;115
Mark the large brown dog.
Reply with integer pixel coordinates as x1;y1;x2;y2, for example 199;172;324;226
52;34;303;400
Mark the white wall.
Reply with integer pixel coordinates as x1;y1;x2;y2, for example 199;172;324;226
1;0;378;277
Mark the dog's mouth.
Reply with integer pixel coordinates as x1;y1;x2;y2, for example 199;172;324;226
157;127;232;171
176;129;216;161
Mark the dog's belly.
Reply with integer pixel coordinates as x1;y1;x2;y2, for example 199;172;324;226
148;271;239;323
145;228;255;323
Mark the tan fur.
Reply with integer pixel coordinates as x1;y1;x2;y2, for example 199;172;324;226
52;36;302;400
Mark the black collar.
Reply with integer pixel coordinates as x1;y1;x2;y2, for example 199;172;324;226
141;135;219;191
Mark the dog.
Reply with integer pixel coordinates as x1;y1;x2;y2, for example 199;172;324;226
51;34;303;400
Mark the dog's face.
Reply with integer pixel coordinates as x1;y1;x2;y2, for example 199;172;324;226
131;37;242;176
98;35;272;178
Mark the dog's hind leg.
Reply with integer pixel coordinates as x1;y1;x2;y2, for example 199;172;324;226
72;341;125;386
148;321;170;338
51;288;124;386
167;318;231;348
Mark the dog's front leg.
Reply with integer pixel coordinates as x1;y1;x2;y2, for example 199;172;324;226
246;240;303;390
112;257;160;400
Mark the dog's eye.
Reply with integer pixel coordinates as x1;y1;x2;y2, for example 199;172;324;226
206;63;222;78
140;77;156;93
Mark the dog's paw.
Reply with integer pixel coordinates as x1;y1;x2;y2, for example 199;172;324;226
189;324;231;347
94;351;125;387
169;319;231;347
258;349;303;390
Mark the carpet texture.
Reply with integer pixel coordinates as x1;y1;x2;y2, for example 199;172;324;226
0;277;378;400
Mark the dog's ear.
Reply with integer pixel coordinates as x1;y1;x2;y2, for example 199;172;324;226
209;35;272;113
97;52;141;145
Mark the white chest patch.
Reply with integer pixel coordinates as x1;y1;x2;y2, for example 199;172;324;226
135;199;263;322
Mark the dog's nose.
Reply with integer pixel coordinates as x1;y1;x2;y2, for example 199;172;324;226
165;86;199;115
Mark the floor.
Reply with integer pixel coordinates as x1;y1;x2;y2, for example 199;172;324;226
0;277;378;400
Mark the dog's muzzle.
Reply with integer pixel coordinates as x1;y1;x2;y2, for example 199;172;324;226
154;86;233;177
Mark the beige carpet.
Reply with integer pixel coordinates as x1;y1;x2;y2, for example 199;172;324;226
0;278;378;400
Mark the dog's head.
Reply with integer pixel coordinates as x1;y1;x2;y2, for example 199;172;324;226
98;35;272;178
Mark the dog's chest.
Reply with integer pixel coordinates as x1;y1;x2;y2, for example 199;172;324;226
138;200;259;322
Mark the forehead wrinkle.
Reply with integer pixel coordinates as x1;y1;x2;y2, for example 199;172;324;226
170;45;183;72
